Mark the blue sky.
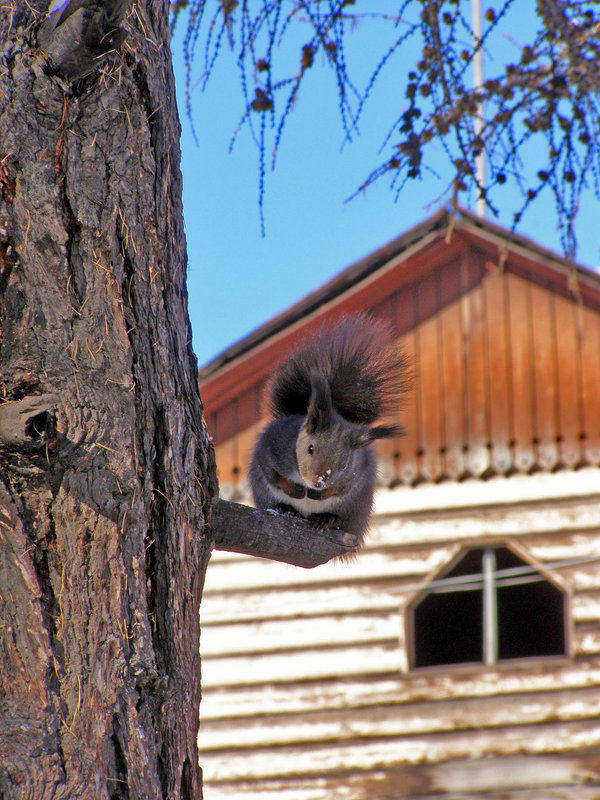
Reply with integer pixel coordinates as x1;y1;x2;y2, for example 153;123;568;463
170;4;600;368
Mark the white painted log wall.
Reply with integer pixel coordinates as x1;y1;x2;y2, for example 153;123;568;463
199;469;600;799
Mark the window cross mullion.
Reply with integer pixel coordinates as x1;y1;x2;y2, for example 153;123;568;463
483;547;498;665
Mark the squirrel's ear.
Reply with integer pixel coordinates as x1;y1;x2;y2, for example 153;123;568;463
306;373;333;433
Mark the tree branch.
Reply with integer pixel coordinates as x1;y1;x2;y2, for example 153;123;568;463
209;499;359;568
0;394;58;450
37;0;128;80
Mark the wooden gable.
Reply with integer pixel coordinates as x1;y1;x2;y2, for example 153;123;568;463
200;207;600;494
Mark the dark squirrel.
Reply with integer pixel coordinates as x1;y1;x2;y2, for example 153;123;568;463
249;312;407;545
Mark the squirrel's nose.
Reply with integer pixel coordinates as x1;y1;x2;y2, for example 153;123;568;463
314;468;332;488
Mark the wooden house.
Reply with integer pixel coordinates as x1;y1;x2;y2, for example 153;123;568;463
198;207;600;799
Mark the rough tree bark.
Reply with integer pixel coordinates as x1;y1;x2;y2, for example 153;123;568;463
0;2;217;798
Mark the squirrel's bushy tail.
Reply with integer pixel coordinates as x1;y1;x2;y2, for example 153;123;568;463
269;312;408;424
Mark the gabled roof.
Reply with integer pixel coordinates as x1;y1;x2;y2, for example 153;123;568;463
200;205;600;488
199;205;600;381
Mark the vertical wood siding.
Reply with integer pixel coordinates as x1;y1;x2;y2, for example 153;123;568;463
202;236;600;495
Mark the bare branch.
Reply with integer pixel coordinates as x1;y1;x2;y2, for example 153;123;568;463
210;498;359;567
174;0;600;256
37;0;128;80
0;394;58;450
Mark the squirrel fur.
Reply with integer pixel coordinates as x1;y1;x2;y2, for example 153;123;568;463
249;312;407;546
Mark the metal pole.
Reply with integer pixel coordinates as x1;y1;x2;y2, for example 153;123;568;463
483;548;498;665
472;0;486;217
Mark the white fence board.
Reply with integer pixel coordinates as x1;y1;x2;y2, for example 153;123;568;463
203;548;452;595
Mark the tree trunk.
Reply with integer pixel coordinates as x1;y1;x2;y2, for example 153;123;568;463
0;2;216;798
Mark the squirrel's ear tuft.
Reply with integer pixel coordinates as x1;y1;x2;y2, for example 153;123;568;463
306;373;333;433
350;426;374;449
352;424;404;448
370;424;404;441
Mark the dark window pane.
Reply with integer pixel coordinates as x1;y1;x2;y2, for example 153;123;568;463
444;548;484;578
497;579;565;659
413;588;483;667
495;546;525;571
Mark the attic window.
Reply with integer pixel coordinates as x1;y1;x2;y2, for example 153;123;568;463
409;546;568;669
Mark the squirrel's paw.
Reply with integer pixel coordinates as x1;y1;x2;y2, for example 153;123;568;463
307;512;343;531
272;503;303;519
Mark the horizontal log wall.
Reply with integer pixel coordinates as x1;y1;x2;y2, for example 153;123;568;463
199;471;600;799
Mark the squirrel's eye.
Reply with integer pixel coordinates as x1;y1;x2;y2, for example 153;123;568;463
307;444;314;455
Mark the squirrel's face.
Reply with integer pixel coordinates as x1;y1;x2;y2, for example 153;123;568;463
297;371;395;489
296;423;350;489
296;415;391;489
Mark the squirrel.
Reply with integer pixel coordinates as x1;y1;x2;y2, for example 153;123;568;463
249;312;407;546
